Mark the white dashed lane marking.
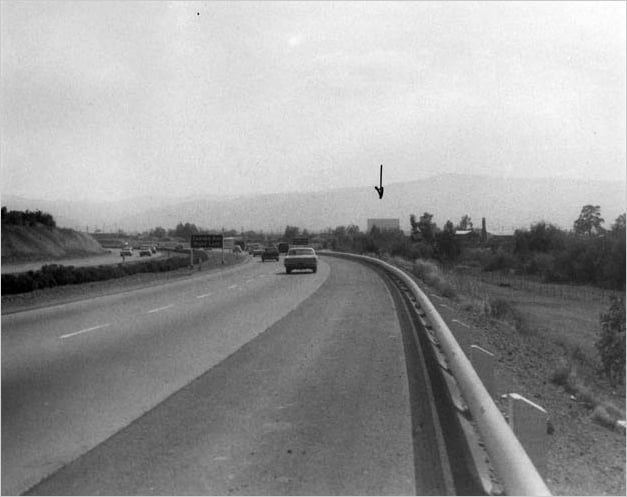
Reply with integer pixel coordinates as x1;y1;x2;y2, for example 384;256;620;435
439;303;454;311
228;284;238;289
60;324;110;339
146;304;174;314
196;293;213;299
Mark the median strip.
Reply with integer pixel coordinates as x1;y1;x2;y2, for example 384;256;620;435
60;323;111;339
146;304;174;314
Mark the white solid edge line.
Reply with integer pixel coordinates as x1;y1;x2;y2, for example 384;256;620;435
60;323;111;339
146;304;174;314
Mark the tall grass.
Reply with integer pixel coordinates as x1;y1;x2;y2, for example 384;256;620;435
550;357;626;429
406;258;457;299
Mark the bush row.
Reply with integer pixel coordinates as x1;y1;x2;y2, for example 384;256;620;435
2;256;193;295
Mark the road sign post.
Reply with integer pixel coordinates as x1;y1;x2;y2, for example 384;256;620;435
190;234;224;267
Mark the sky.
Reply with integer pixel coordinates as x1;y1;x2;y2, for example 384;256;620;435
1;1;625;202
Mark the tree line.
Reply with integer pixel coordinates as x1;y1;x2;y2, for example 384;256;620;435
323;205;625;291
1;207;56;228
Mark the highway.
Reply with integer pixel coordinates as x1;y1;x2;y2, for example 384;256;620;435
3;256;448;495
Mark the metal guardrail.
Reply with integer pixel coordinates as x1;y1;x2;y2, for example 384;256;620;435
323;251;551;496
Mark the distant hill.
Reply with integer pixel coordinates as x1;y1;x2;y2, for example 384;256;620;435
1;225;106;264
111;174;626;234
2;174;625;234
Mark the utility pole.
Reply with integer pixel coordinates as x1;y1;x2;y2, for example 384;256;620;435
221;227;225;264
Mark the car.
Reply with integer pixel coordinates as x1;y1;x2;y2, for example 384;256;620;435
284;247;318;274
278;242;289;254
261;246;280;261
150;246;157;254
139;246;152;257
253;247;265;257
120;249;132;257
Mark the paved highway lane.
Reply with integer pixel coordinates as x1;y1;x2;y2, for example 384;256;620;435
2;258;329;495
24;256;424;495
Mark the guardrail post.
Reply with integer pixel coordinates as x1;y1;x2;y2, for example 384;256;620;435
507;393;549;477
470;345;496;398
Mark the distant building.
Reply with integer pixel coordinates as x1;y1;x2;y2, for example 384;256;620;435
367;218;400;232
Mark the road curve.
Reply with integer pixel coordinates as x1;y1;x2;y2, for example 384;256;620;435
5;256;447;495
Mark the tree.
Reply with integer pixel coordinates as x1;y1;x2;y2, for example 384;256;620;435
173;222;199;240
574;205;604;236
436;220;460;261
417;212;437;244
612;213;626;232
151;226;166;239
409;214;420;241
457;214;473;231
284;225;300;241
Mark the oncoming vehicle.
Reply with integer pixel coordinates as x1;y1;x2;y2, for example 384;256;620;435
139;246;152;257
120;248;132;257
284;247;318;274
261;246;280;261
278;242;289;254
253;246;265;257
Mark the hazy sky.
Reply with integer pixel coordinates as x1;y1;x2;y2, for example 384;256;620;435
1;1;625;202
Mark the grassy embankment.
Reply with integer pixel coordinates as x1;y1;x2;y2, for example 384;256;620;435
386;255;625;428
1;224;105;263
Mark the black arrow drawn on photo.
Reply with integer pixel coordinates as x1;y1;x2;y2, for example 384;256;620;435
374;164;384;199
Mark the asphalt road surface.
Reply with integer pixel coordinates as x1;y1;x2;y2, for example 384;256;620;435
3;256;443;495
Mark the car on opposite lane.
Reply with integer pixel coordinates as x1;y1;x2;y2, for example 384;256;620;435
284;247;318;274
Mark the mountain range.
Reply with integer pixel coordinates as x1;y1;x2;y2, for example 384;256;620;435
2;174;625;235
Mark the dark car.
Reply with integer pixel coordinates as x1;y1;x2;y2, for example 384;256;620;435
120;248;132;257
278;242;289;254
261;246;280;261
253;247;265;257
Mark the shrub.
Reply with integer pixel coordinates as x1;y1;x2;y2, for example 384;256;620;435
596;295;626;386
484;297;531;334
410;259;457;299
483;248;517;273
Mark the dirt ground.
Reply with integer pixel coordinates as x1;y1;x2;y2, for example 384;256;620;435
420;266;626;496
